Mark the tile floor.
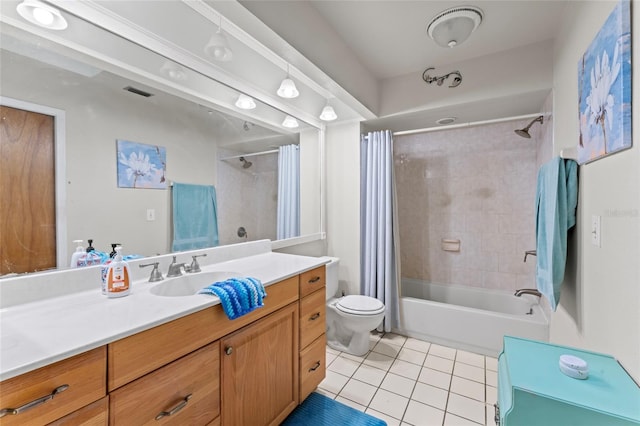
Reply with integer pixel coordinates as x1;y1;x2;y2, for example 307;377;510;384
317;332;499;426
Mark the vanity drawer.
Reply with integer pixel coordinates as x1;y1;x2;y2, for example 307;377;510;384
299;334;326;402
299;288;326;349
109;341;220;426
299;266;325;298
108;276;299;390
0;347;106;426
47;397;108;426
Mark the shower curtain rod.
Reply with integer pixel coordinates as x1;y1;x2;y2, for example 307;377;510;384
392;113;543;136
219;148;279;161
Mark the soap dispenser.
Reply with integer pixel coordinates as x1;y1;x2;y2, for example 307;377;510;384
70;240;85;268
105;246;131;298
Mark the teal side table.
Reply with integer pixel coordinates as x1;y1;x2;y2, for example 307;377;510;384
497;336;640;426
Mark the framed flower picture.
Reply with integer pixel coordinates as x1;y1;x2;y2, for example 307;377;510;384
116;139;167;189
577;0;632;165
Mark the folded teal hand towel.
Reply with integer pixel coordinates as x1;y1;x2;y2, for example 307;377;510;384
535;157;578;311
171;183;219;252
198;277;266;320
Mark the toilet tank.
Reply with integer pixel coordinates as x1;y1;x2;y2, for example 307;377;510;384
319;257;339;300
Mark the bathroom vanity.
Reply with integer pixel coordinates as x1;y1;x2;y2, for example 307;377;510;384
0;244;327;425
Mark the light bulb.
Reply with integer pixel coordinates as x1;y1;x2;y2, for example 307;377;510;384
282;115;299;128
33;7;54;25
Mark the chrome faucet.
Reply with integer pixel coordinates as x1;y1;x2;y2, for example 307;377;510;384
139;262;164;282
514;288;542;297
167;256;187;277
523;250;537;262
189;253;207;273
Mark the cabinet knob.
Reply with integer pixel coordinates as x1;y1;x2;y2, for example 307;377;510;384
225;346;233;356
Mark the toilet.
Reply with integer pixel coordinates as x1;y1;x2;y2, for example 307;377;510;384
322;257;385;356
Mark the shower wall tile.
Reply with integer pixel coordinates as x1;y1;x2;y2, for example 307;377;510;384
396;120;537;292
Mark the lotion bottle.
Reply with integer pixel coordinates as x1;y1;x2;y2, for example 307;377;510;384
70;240;85;268
106;246;131;298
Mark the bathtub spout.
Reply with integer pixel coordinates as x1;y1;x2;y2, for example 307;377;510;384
514;288;542;297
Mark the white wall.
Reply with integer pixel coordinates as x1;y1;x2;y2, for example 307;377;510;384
550;0;640;380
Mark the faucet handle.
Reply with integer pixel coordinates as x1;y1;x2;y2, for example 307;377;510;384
139;262;164;282
189;253;207;273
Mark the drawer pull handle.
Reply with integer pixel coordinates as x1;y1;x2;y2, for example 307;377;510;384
309;312;321;321
308;361;321;372
155;394;192;421
225;346;233;356
308;276;321;284
0;384;69;417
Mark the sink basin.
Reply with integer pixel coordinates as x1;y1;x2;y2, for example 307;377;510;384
150;271;241;297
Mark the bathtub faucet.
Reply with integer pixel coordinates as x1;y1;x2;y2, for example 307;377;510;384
514;288;542;298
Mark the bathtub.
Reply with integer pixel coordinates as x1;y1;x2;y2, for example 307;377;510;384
393;278;549;357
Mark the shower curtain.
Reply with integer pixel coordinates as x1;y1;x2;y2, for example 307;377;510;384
277;144;300;239
360;130;401;332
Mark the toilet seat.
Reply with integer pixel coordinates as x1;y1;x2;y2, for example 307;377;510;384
336;295;385;316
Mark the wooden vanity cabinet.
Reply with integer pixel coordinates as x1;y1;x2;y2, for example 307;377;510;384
47;397;108;426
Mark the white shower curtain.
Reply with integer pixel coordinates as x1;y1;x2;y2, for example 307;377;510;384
360;130;401;332
277;144;300;239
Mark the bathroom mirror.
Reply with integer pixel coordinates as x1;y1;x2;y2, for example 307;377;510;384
0;2;323;275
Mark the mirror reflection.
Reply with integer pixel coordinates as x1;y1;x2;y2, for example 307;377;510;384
0;9;321;276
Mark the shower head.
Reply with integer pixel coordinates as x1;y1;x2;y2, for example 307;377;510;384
239;156;252;169
515;115;544;139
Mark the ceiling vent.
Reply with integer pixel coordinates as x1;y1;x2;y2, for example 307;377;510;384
123;86;154;98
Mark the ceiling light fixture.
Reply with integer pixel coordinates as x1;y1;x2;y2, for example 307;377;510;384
160;61;187;81
319;103;337;121
282;115;299;128
277;64;299;99
235;94;256;110
204;15;233;62
427;6;483;48
16;0;68;30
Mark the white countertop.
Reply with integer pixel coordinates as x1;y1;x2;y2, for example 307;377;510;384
0;251;327;381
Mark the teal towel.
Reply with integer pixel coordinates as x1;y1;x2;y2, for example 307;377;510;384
171;183;219;251
198;277;266;320
535;157;578;311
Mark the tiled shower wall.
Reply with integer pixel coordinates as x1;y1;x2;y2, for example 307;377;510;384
394;120;539;292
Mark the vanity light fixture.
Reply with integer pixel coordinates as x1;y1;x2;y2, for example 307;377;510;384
277;64;299;99
282;115;299;128
319;103;337;121
204;16;233;62
16;0;68;30
235;94;256;110
427;6;483;48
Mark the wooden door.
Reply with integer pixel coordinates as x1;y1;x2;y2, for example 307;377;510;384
220;303;299;426
0;105;56;274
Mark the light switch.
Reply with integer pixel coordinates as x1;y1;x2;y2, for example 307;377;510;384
146;208;156;221
591;215;601;247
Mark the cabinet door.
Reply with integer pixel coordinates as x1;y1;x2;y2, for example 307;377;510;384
221;303;299;426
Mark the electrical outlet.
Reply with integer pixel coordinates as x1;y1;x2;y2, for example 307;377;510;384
591;215;601;247
146;208;156;221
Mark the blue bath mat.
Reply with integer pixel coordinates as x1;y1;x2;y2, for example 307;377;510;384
281;392;387;426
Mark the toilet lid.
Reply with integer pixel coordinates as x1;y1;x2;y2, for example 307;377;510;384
336;295;385;315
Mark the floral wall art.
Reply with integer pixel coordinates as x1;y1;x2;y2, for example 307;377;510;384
117;139;167;189
577;0;632;164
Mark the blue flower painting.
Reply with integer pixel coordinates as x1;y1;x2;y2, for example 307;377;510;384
578;0;632;164
117;139;167;189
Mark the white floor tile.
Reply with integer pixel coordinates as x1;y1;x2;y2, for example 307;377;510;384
486;370;497;387
328;356;361;377
340;351;369;363
418;367;452;390
381;332;408;346
364;351;395;371
326;352;338;366
429;344;457;360
314;388;336;399
424;354;455;374
456;350;485;368
318;370;349;394
353;363;387;387
335;396;366;412
369;389;409;420
486;403;499;426
338;378;378;407
390;359;422;380
380;372;416;398
453;362;485;384
366;408;402;426
450;376;485;402
372;341;402;358
486;385;497;405
397;347;427;366
444;412;483;425
403;337;432;354
326;346;340;355
446;393;486;425
403;399;445;426
411;382;449;410
485;357;498;372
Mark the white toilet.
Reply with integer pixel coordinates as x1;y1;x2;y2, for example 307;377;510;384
322;257;385;356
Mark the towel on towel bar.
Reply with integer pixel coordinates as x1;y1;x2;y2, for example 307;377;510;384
199;277;266;319
535;157;578;311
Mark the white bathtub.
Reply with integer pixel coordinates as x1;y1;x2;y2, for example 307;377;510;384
393;278;549;357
